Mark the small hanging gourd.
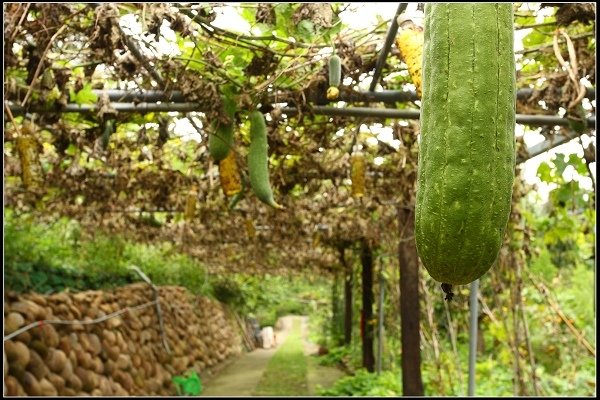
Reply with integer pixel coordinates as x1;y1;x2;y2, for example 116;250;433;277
350;145;366;198
327;54;342;100
184;185;198;221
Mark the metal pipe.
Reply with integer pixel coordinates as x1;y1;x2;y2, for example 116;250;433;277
282;106;421;119
91;86;595;103
468;279;480;396
376;270;385;375
95;90;187;103
517;131;589;163
7;101;596;129
6;102;206;114
369;3;408;91
6;86;594;105
96;86;594;103
280;106;596;128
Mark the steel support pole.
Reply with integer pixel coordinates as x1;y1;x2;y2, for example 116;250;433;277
468;279;480;396
376;270;385;374
369;3;408;91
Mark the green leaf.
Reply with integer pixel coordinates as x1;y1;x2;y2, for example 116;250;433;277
515;15;536;27
274;3;294;36
553;153;568;175
536;161;553;182
170;158;186;174
322;21;343;43
520;59;543;75
522;25;555;48
241;7;256;24
274;27;288;39
296;19;315;42
220;47;248;64
65;144;78;157
553;183;575;205
253;22;272;35
567;153;588;175
69;83;98;105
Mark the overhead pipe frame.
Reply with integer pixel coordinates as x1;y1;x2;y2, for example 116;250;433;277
6;86;592;104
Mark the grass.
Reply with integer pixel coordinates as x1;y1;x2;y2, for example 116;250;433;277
253;318;309;396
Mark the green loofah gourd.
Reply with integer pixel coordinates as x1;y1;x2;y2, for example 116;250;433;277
416;3;516;286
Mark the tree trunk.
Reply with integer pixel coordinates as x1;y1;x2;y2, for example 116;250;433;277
398;207;424;395
340;247;353;345
361;239;375;372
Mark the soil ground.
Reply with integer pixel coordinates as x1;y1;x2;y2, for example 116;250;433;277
200;315;345;396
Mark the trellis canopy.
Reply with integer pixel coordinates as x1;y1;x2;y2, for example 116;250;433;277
4;3;596;274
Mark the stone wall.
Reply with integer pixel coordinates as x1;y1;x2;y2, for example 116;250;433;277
4;283;244;396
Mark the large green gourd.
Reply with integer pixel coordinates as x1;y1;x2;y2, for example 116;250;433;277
416;4;516;286
248;111;283;209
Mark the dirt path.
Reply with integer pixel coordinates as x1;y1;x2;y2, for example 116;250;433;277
200;318;291;397
200;315;345;396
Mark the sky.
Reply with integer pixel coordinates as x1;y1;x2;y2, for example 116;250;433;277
124;3;596;204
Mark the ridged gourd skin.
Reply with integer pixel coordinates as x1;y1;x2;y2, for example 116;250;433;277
248;111;283;209
416;4;516;285
396;22;424;98
328;55;342;87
